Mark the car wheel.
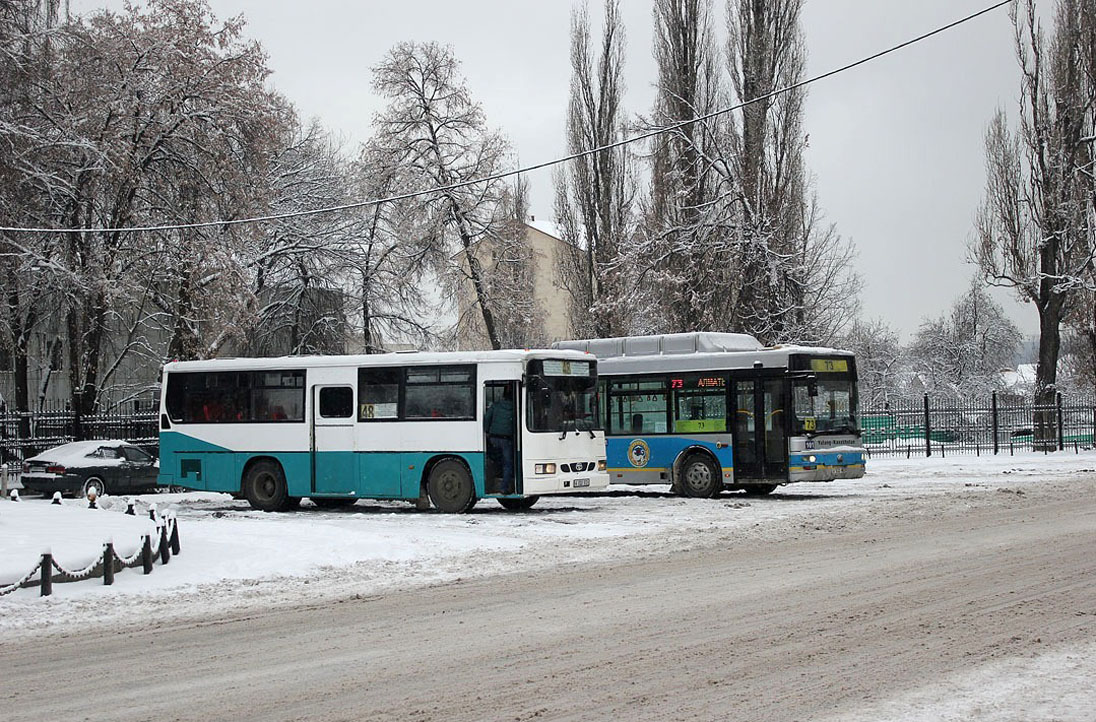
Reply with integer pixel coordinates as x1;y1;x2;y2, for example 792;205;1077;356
427;459;476;513
243;460;290;512
679;454;721;498
82;476;107;498
498;495;539;511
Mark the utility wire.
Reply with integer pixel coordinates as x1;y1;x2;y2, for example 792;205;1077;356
0;0;1011;235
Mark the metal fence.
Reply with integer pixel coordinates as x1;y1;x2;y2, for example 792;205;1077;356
2;390;1094;464
0;394;159;463
862;392;1096;458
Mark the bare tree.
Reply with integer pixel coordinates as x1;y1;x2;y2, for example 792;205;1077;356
343;140;442;353
973;0;1096;445
554;0;637;338
724;0;858;344
839;317;906;407
639;0;735;333
371;42;515;350
909;278;1021;401
0;0;69;430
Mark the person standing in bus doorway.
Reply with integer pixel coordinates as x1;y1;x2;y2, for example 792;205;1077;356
485;386;515;494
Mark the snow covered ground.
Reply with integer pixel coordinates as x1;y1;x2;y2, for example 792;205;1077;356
3;450;1095;720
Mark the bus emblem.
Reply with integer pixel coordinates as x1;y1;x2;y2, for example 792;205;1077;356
627;439;651;468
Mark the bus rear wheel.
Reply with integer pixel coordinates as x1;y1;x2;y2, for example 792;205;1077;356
680;454;721;498
244;460;291;512
498;495;539;511
427;459;476;513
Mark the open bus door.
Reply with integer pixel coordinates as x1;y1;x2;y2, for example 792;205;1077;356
731;376;788;483
483;380;521;495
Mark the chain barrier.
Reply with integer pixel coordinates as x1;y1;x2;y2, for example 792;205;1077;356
0;511;181;597
49;554;103;582
0;557;44;597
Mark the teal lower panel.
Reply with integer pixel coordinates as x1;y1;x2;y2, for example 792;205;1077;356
399;452;486;498
159;431;487;501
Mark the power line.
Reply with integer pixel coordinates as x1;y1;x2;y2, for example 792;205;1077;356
0;0;1011;235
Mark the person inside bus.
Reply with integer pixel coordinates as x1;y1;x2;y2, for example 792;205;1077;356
485;387;515;494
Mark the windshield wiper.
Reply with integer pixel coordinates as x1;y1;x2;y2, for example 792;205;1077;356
576;418;596;439
558;419;576;440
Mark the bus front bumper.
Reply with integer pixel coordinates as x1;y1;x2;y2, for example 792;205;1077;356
523;469;610;495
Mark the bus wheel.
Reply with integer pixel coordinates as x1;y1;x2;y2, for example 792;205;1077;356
427;459;476;513
311;497;357;509
745;484;778;496
498;495;539;511
680;454;720;498
243;460;289;512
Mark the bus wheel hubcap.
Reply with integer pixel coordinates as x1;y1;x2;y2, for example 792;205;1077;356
440;472;460;498
686;464;709;490
258;474;275;499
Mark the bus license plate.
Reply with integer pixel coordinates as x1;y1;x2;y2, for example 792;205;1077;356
574;478;590;488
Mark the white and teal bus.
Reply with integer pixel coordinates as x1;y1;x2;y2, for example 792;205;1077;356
554;333;865;496
157;350;609;512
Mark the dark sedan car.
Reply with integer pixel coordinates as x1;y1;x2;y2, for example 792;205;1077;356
20;440;159;497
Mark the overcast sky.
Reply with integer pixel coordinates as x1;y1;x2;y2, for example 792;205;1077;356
71;0;1032;342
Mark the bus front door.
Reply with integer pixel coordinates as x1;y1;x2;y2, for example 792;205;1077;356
731;378;788;483
311;385;357;496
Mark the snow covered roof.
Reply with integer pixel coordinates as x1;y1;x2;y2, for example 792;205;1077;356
164;348;596;374
556;332;764;357
26;439;134;463
554;333;853;375
527;218;564;240
999;364;1037;389
526;218;587;250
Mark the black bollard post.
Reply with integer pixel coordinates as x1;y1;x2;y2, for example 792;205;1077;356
148;503;157;522
40;552;52;597
142;535;153;574
159;522;171;565
51;491;62;505
125;499;136;516
103;543;115;586
169;515;181;555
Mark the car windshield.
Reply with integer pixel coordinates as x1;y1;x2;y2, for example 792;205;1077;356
525;359;599;433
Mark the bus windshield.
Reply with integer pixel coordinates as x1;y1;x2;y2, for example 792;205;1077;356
792;373;858;436
525;359;599;433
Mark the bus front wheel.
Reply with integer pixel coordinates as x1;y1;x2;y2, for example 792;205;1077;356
244;460;291;512
498;495;539;511
680;454;721;498
427;459;477;513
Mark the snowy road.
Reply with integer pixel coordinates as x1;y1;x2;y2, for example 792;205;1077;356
2;455;1095;721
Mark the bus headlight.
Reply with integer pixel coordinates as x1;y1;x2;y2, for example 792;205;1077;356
535;463;556;475
597;459;606;472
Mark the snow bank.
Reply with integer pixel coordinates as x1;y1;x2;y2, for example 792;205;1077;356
1;450;1093;633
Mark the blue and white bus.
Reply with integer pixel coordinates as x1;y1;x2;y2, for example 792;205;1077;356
554;333;865;496
157;350;609;512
